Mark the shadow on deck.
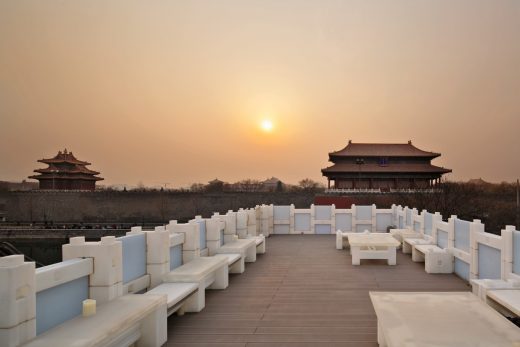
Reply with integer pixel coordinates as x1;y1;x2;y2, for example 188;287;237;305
166;235;470;347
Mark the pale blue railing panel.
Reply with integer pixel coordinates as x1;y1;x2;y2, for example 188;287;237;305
424;212;433;235
274;225;290;234
406;209;412;227
335;213;352;231
274;206;290;220
478;243;501;279
315;206;332;220
196;220;207;250
36;276;89;335
357;206;372;220
437;230;448;249
295;213;311;232
220;230;224;246
399;216;404;229
376;213;392;232
413;221;420;232
513;230;520;274
170;244;183;270
315;224;331;234
454;258;470;281
454;219;471;252
118;233;147;284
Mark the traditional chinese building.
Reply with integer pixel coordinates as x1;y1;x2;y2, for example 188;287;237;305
321;141;451;190
29;149;103;190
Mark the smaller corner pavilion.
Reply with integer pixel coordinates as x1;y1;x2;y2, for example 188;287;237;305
29;149;103;190
321;140;451;190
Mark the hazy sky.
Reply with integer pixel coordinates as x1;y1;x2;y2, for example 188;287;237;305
1;1;519;187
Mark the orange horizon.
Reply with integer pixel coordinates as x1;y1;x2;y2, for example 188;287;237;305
1;1;519;187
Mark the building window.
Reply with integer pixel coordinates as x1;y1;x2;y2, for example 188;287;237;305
378;157;388;166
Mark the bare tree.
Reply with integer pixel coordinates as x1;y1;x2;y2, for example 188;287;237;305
189;183;205;192
298;178;325;192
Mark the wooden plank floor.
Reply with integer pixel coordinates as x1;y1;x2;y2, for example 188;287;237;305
166;235;470;347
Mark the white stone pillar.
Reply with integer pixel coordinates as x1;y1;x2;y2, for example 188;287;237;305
169;223;200;263
469;219;485;280
206;217;224;256
236;209;248;239
0;255;36;347
62;236;123;304
145;226;170;288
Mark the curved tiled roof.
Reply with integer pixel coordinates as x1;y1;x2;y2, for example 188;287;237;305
322;163;451;174
330;141;440;158
29;174;104;181
38;149;91;165
34;167;100;175
29;149;103;183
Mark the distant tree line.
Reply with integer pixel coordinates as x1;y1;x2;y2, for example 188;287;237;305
395;181;519;234
189;178;326;193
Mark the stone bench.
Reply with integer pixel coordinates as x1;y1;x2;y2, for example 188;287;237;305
471;279;520;302
336;231;356;250
145;282;198;316
219;253;244;274
370;291;520;347
389;229;421;248
161;255;229;313
250;235;266;254
402;237;432;254
412;244;443;262
486;289;520;318
23;294;167;347
215;239;257;263
346;233;400;266
413;244;453;273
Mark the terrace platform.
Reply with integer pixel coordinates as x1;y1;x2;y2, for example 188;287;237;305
166;235;469;347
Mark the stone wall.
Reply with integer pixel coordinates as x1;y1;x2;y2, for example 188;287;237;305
5;191;316;223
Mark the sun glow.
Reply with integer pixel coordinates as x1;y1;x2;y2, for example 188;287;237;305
261;119;274;132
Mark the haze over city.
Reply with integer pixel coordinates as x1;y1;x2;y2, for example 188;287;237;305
1;1;519;187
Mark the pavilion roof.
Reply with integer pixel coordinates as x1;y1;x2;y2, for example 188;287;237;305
30;149;103;182
322;163;452;174
38;149;91;165
29;174;104;181
329;141;441;158
34;166;100;175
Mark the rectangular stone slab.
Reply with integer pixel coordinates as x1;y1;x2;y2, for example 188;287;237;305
370;291;520;347
216;239;256;252
23;294;166;347
162;256;228;282
146;283;198;309
487;289;520;316
347;234;400;247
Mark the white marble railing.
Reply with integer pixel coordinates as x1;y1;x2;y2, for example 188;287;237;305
1;202;518;347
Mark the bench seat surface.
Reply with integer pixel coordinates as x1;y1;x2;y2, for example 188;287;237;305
370;291;520;347
414;244;443;253
216;239;256;253
23;294;166;347
146;283;198;309
347;234;400;247
162;256;228;282
219;253;242;266
487;289;520;316
403;237;431;245
217;239;256;251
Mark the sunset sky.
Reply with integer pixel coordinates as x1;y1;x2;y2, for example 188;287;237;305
1;1;519;187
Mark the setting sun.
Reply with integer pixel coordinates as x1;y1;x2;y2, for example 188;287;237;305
261;119;274;132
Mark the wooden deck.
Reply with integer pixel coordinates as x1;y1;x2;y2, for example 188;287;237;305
166;235;470;347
